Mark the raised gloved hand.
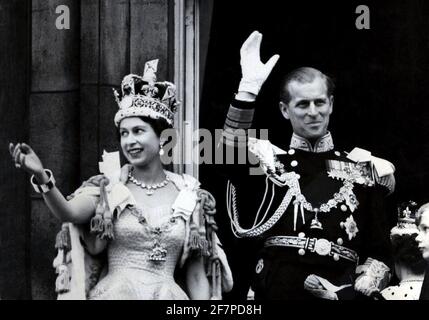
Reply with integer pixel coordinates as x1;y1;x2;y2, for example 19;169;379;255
304;274;339;300
238;31;280;96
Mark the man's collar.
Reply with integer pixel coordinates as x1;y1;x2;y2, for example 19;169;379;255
289;132;334;153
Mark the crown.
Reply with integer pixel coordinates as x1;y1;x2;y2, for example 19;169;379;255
113;59;179;127
390;200;419;237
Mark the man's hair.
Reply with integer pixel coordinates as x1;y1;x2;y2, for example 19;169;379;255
279;67;335;104
416;202;429;225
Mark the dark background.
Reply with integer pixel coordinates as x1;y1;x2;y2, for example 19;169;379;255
199;2;429;297
2;0;429;299
200;0;429;218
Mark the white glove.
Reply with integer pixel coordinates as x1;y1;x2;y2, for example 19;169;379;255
354;275;379;297
304;274;339;300
354;258;391;296
238;31;280;95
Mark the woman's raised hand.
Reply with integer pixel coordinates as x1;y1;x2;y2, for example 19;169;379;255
9;142;44;176
238;30;280;96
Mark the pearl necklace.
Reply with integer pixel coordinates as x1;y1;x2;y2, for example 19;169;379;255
128;172;170;195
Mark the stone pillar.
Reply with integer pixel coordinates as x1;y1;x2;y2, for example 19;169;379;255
30;0;80;299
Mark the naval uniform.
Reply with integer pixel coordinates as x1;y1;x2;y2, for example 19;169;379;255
220;99;393;300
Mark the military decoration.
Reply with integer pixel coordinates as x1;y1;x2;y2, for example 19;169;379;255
310;209;323;230
340;215;359;240
326;159;375;187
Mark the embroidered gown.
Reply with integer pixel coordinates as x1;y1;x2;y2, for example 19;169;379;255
89;202;189;300
57;171;233;300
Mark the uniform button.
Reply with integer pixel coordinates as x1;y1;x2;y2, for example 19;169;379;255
341;205;348;212
333;254;340;261
255;259;264;274
337;238;344;245
298;232;306;238
288;149;296;155
340;222;345;228
291;160;298;167
335;151;341;156
298;249;306;256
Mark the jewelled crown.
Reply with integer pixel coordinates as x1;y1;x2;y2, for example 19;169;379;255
391;200;419;237
113;59;179;127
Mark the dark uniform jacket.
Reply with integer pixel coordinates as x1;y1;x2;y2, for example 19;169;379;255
219;99;393;300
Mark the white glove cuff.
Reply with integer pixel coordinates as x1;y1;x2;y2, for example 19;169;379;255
238;79;261;96
356;258;391;291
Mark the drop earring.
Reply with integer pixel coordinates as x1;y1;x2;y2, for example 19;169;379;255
159;143;165;156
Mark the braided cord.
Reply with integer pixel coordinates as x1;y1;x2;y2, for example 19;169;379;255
226;179;295;238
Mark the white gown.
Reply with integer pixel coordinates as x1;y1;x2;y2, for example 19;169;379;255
89;203;189;300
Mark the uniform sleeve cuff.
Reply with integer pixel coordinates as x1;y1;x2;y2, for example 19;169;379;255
232;98;256;110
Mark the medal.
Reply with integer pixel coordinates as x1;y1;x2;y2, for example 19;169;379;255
340;215;359;240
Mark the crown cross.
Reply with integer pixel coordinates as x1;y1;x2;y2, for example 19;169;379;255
403;207;411;218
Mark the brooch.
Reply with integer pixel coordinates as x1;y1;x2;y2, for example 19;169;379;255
340;215;359;240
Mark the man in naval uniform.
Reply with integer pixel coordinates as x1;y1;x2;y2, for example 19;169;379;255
220;31;396;300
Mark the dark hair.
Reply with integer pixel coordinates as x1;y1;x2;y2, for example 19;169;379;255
391;233;426;274
118;116;172;138
416;203;429;226
117;116;172;140
139;116;172;138
279;67;335;104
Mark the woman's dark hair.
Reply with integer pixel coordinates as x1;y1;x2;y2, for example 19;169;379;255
117;116;172;140
416;203;429;225
139;116;172;138
391;233;426;274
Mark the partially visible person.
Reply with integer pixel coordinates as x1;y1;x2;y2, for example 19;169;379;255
416;202;429;300
381;201;425;300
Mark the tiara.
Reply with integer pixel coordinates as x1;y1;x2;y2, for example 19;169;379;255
113;59;178;126
390;200;419;237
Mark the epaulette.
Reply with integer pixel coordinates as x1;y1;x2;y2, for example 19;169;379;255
346;147;396;194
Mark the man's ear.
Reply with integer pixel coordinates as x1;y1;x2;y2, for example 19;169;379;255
279;101;290;120
160;138;167;147
329;95;334;114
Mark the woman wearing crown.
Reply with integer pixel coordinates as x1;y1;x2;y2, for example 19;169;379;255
380;201;426;300
9;59;232;300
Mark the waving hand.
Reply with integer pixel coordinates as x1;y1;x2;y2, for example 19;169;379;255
238;31;280;96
